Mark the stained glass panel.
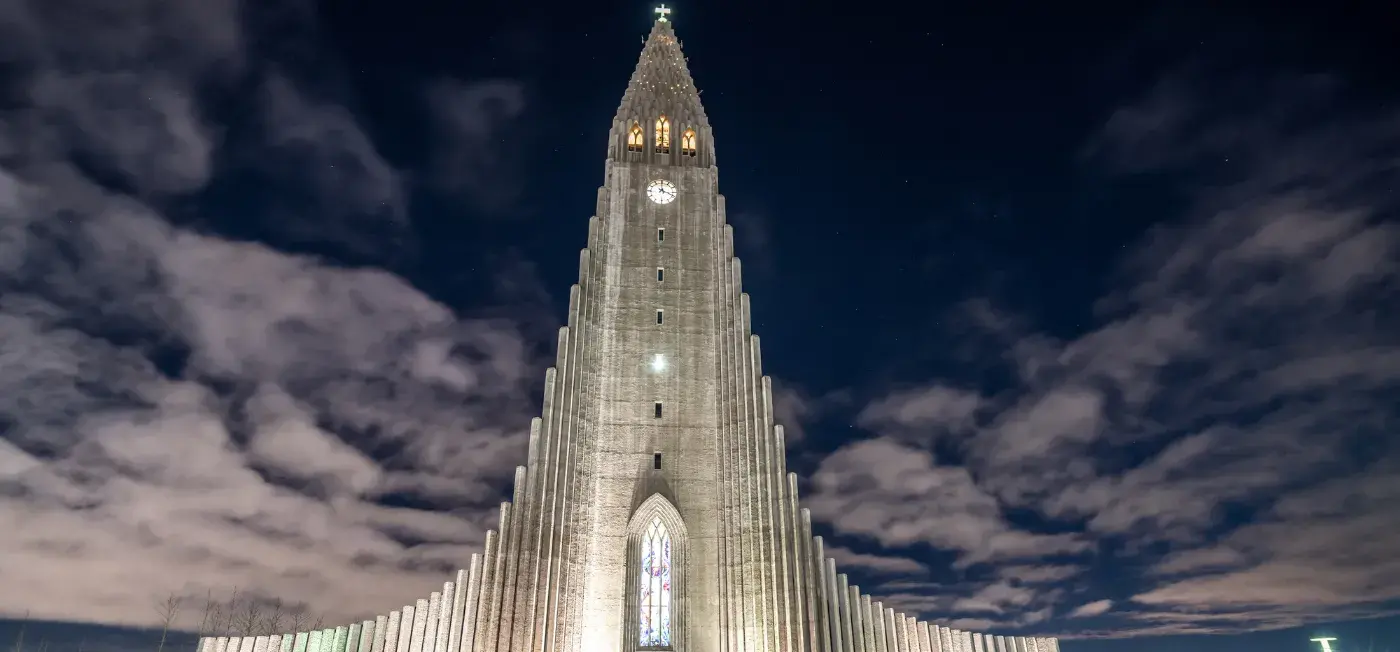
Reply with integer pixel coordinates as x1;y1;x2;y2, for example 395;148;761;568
638;517;672;647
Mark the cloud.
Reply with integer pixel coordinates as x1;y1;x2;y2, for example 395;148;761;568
825;545;929;575
771;379;848;446
857;385;983;439
823;72;1400;635
805;438;1091;566
0;0;545;631
1068;600;1113;618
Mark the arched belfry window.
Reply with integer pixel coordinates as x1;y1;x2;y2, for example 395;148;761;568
639;517;672;647
626;493;686;652
681;129;697;157
655;115;671;154
628;122;645;152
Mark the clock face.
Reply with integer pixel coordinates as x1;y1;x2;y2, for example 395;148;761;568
647;179;678;205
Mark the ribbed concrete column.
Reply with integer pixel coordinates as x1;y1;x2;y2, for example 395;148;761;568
394;606;413;652
784;467;806;652
961;630;973;652
358;622;374;652
883;610;898;652
994;635;1005;652
838;575;855;652
904;617;917;652
308;631;323;652
254;636;271;652
847;585;864;652
796;498;817;652
485;503;511;652
718;247;740;652
460;554;483;652
334;627;350;652
972;633;984;652
293;632;309;652
472;531;498;652
922;624;936;652
422;593;441;652
916;621;931;652
496;469;526;652
870;602;886;652
856;596;868;652
346;624;361;652
812;537;832;652
823;557;843;652
372;615;389;652
434;583;453;652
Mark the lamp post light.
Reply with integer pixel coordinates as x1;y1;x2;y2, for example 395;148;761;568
1311;637;1338;652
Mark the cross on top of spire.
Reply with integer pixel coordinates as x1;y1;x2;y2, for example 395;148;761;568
654;5;671;22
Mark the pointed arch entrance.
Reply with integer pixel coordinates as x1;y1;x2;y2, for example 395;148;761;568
625;493;688;652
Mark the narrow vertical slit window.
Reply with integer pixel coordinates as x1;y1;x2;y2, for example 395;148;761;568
627;122;645;152
653;452;662;470
654;402;663;419
657;267;665;282
656;309;664;325
657;228;665;242
654;115;671;154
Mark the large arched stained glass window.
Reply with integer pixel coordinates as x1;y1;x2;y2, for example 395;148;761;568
638;516;673;647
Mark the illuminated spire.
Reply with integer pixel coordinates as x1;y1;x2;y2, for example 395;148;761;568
614;15;708;133
609;8;713;164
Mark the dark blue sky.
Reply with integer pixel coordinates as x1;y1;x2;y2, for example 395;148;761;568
1;0;1398;651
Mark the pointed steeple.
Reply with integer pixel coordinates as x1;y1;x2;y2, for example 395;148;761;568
609;8;713;166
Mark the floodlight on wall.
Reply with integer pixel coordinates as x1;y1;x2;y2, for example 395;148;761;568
651;354;668;373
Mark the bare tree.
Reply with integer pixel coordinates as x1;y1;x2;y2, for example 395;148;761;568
210;588;239;637
194;587;218;649
288;607;309;635
154;593;182;652
233;599;263;636
309;613;325;632
261;599;286;636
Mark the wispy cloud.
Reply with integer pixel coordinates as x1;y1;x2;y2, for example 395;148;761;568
817;72;1400;636
0;0;546;631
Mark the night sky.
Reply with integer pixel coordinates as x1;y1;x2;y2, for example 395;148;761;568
1;1;1398;651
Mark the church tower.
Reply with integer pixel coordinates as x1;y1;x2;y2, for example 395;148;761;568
198;10;1061;652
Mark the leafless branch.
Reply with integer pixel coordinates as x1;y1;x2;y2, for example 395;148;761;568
233;599;262;635
261;598;286;636
154;593;182;652
288;608;309;634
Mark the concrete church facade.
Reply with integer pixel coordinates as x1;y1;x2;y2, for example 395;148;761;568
199;12;1062;652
